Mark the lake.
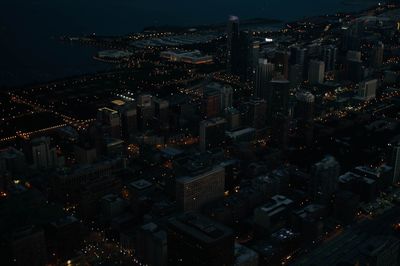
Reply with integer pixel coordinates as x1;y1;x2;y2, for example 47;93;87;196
0;0;379;88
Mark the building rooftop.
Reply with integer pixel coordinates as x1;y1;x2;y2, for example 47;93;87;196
168;212;233;244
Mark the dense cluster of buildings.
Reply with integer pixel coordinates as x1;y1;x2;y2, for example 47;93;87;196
1;3;400;266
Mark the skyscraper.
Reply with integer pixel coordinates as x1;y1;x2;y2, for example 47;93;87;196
255;59;275;99
266;80;290;122
220;85;234;111
31;136;58;170
322;45;338;72
391;143;400;185
247;98;267;130
370;41;384;68
97;107;121;138
202;88;222;119
290;46;307;66
199;117;227;152
227;16;240;74
357;79;378;101
137;94;154;131
310;155;340;201
295;91;315;146
308;60;325;85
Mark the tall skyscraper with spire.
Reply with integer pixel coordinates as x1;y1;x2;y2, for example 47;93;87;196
227;16;240;74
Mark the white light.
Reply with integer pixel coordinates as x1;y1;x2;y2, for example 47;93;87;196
265;38;273;43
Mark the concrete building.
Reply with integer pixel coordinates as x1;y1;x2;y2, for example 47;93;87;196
136;223;167;266
310;155;340;201
199;117;227;151
254;195;294;233
167;212;234;266
176;165;225;211
356;79;378;101
31;137;58;170
308;60;325;85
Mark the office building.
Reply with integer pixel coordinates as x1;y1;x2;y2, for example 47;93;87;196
8;226;47;266
227;16;240;74
391;143;400;185
199;117;227;151
356;79;378;101
255;59;275;99
137;94;154;131
370;41;384;68
246;98;267;130
254;195;294;233
310;155;340;201
203;88;222;118
308;60;325;85
295;91;315;146
266;80;290;122
321;45;337;72
136;223;167;266
31;136;58;170
176;165;225;211
97;107;121;138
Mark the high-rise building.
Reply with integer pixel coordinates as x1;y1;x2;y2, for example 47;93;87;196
137;94;154;131
290;46;307;65
227;16;240;74
136;223;167;266
295;91;315;121
97;107;121;138
207;82;233;112
248;40;261;81
341;25;361;51
289;64;304;88
370;41;384;68
153;97;170;129
310;155;340;201
176;165;225;211
8;226;47;266
391;143;400;185
167;212;234;266
357;79;378;101
308;60;325;85
273;50;290;79
225;107;241;130
247;98;267;130
111;100;138;140
321;45;337;72
31;136;58;170
74;143;97;164
199;117;227;151
203;88;222;119
255;59;275;99
220;85;234;111
266;80;290;122
295;91;315;146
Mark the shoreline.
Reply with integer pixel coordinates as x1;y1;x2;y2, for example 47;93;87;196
0;2;385;91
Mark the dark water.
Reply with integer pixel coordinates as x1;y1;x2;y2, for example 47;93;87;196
0;0;378;88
